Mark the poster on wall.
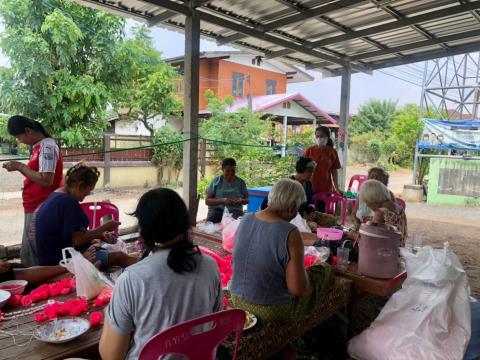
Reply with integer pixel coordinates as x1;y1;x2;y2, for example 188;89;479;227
419;119;480;151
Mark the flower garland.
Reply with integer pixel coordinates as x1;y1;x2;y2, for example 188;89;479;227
1;277;112;327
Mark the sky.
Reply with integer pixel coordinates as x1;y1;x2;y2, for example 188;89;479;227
0;19;423;114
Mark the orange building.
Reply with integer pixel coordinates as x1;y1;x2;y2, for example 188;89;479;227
168;51;313;111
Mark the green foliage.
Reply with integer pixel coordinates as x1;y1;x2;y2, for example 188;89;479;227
0;0;128;146
113;25;182;136
289;127;314;147
199;92;297;188
197;175;214;199
0;115;8;141
152;126;183;170
200;91;272;162
350;99;397;135
350;131;384;163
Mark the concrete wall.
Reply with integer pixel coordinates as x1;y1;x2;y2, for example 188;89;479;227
427;158;480;205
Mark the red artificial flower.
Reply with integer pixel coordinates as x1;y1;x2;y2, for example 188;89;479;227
34;312;48;322
0;310;4;321
21;295;33;307
60;287;72;295
7;294;23;308
89;311;104;326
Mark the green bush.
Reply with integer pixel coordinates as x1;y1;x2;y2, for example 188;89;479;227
350;132;384;163
197;175;214;199
152;126;183;185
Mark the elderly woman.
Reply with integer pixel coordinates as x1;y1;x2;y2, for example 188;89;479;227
351;167;396;230
230;179;334;322
358;179;407;246
205;157;249;223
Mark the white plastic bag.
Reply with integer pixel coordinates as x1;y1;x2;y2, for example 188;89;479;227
220;207;234;230
304;246;330;263
198;222;221;235
348;243;471;360
60;247;109;300
290;213;311;233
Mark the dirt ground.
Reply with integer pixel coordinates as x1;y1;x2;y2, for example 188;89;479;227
0;164;479;297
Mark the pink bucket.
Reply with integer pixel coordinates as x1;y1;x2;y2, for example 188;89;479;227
316;228;343;241
358;223;401;279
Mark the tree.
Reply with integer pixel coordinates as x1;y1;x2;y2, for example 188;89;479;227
151;125;183;185
113;25;182;137
0;0;129;146
350;99;398;135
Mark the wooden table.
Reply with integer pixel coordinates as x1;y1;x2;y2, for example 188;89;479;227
0;289;105;360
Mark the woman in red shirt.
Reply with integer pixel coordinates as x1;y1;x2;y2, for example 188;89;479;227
304;126;342;195
2;115;63;266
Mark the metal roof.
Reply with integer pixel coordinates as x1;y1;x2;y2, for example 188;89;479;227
73;0;480;76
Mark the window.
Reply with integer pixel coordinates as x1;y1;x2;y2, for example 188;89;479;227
232;72;244;96
266;79;277;95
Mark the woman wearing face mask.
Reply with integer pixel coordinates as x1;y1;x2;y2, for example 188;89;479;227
304;126;342;196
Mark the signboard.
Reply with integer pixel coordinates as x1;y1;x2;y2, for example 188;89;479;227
418;119;480;151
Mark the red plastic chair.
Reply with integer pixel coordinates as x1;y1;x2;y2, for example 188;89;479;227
347;174;368;193
138;309;246;360
80;201;120;235
312;192;347;225
395;197;406;210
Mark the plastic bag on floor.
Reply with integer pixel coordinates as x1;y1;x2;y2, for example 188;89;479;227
348;243;471;360
60;247;109;300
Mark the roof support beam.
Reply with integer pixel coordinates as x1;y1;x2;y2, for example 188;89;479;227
141;0;369;72
348;29;480;62
213;0;365;45
216;33;247;46
311;3;480;48
148;10;177;26
265;49;295;59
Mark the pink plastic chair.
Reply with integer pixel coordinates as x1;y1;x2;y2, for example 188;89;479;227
138;309;246;360
395;197;406;210
313;192;347;225
80;201;119;235
347;174;368;193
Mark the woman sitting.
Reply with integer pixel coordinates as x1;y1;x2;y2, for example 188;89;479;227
357;179;407;246
205;157;249;223
230;179;334;322
351;167;395;230
34;163;137;268
99;188;223;360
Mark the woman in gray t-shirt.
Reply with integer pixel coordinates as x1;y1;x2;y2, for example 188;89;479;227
205;157;249;223
99;188;223;360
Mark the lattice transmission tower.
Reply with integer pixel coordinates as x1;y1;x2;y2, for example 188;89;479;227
420;52;480;120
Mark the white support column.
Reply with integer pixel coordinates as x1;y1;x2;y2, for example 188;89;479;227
338;66;351;191
182;10;200;225
281;115;288;157
313;118;317;133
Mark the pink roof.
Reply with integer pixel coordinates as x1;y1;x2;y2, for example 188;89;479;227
200;93;337;124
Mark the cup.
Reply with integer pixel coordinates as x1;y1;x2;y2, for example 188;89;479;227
411;233;423;250
336;247;350;269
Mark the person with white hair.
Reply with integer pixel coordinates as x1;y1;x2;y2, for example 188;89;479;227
229;178;335;322
358;179;407;246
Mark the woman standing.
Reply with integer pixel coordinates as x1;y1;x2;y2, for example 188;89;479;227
304;126;342;195
2;115;63;266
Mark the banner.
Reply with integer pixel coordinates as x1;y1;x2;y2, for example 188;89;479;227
418;119;480;151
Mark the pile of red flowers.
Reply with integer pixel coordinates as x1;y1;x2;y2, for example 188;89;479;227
34;298;89;322
199;247;232;288
7;278;76;308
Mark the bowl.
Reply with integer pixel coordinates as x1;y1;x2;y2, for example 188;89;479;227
0;289;12;309
317;227;343;241
34;317;90;344
0;280;28;295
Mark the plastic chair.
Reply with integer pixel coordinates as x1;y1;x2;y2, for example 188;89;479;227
80;201;119;235
313;192;347;225
395;198;406;210
138;309;246;360
347;174;368;193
